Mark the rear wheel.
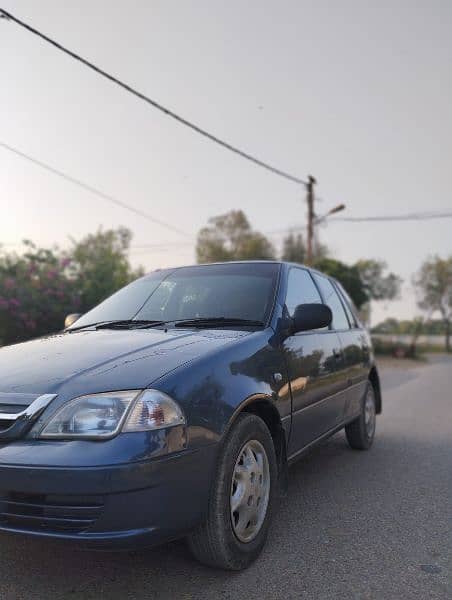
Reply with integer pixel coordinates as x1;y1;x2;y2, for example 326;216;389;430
188;413;278;570
345;382;376;450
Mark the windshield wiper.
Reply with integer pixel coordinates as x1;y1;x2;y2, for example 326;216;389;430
69;319;164;332
173;317;264;329
95;319;165;330
69;317;264;332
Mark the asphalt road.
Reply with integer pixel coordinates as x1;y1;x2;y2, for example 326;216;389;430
1;356;451;599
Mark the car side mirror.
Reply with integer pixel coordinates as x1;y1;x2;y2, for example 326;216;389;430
291;304;332;334
64;313;82;329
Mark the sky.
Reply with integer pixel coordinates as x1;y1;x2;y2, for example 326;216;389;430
1;0;451;325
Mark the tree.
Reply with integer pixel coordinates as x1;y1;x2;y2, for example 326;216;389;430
281;231;330;264
313;257;402;315
414;255;452;351
355;259;402;302
70;227;144;313
314;258;368;308
281;232;306;263
196;210;275;263
371;317;402;333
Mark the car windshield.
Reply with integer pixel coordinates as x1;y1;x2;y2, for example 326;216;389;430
69;263;280;329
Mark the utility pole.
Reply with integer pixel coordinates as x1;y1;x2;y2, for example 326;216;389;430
306;175;316;265
305;175;345;265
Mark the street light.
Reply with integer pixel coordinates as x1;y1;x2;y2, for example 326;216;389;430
314;203;346;224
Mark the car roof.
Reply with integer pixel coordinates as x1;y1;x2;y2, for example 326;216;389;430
149;260;332;279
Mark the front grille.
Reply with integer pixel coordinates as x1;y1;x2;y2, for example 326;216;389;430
0;404;26;431
0;404;24;415
0;492;104;533
0;393;56;442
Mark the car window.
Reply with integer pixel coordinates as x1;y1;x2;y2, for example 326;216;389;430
71;263;280;328
334;281;360;326
311;273;350;330
69;272;166;328
285;268;322;317
333;281;357;327
137;273;275;322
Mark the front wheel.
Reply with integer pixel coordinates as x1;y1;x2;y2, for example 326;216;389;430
345;382;377;450
188;413;278;570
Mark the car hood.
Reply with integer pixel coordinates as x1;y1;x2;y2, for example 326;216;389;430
0;328;246;396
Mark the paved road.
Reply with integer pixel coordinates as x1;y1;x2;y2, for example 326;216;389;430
1;357;451;599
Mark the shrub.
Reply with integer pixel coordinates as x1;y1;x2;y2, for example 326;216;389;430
371;336;420;359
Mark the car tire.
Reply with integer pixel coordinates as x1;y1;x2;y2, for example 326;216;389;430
188;412;278;570
345;381;377;450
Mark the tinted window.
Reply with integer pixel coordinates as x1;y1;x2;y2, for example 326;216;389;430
70;263;279;328
69;271;166;328
285;268;322;317
335;281;360;326
312;274;350;330
333;281;357;327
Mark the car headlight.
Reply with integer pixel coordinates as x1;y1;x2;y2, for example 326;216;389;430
39;390;185;439
122;389;185;432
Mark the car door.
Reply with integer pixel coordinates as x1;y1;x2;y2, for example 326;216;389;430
333;280;370;421
282;268;347;458
310;272;352;426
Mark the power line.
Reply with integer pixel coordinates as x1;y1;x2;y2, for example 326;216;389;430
0;141;191;238
332;212;452;222
0;8;308;187
4;208;451;252
118;210;452;248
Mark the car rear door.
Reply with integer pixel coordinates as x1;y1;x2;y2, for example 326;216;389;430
282;268;348;458
309;272;351;429
332;280;370;421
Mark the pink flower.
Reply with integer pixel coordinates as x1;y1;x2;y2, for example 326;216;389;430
9;298;21;307
0;298;8;309
4;278;15;290
60;258;71;268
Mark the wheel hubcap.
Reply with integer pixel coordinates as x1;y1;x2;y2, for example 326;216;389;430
364;389;376;438
230;439;270;543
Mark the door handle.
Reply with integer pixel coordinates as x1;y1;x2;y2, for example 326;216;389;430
333;348;342;360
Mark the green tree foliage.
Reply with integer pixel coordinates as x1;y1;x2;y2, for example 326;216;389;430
414;255;452;351
355;259;402;302
372;317;448;335
196;210;276;263
70;227;144;313
0;228;144;346
314;258;401;310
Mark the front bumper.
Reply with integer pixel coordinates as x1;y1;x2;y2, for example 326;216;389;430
0;436;218;549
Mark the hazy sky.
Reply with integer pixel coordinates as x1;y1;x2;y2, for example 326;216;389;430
1;0;451;324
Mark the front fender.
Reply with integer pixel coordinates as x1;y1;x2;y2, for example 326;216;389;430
152;329;291;450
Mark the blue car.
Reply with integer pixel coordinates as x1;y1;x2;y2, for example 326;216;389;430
0;261;381;570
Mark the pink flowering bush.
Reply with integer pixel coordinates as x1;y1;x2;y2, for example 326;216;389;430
0;228;144;346
0;242;80;345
